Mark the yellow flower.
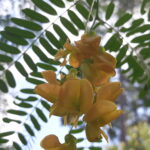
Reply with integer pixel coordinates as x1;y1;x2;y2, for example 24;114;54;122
40;134;76;150
84;100;123;142
51;78;94;125
34;70;60;103
81;59;116;87
96;82;124;102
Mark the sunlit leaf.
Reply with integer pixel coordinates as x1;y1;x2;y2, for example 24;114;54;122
22;8;49;23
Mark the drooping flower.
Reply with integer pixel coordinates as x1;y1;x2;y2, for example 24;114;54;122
34;70;60;103
40;134;76;150
50;77;94;125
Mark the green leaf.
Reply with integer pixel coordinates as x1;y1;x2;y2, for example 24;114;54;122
48;58;60;65
5;70;16;88
121;18;144;32
0;131;15;138
116;45;128;67
14;101;33;108
77;138;84;143
127;24;150;36
20;88;35;94
24;123;35;136
36;107;48;122
15;61;28;77
16;96;37;102
68;10;85;30
89;147;102;150
53;24;68;43
131;33;150;43
40;37;57;55
0;139;9;144
5;26;35;39
148;8;150;21
0;54;12;63
60;17;78;36
0;80;8;93
31;0;57;15
23;53;37;72
105;2;115;20
141;0;150;14
7;109;27;116
18;133;27;145
50;0;65;8
41;100;50;111
22;8;49;23
70;128;84;134
3;117;21;124
36;62;57;71
30;72;43;78
115;13;132;27
32;45;50;62
76;3;93;21
30;114;41;131
11;18;42;31
46;31;62;49
140;48;150;59
0;65;4;70
13;142;22;150
1;31;28;45
104;34;122;51
0;41;20;54
26;77;45;85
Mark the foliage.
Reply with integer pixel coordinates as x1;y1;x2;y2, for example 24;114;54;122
0;0;150;149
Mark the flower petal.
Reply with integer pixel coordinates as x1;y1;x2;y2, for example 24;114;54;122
42;70;59;85
96;82;124;102
34;83;60;103
84;100;117;122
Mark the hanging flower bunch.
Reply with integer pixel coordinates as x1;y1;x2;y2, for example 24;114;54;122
34;32;124;149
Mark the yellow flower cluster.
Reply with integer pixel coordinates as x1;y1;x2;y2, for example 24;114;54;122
34;33;124;149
